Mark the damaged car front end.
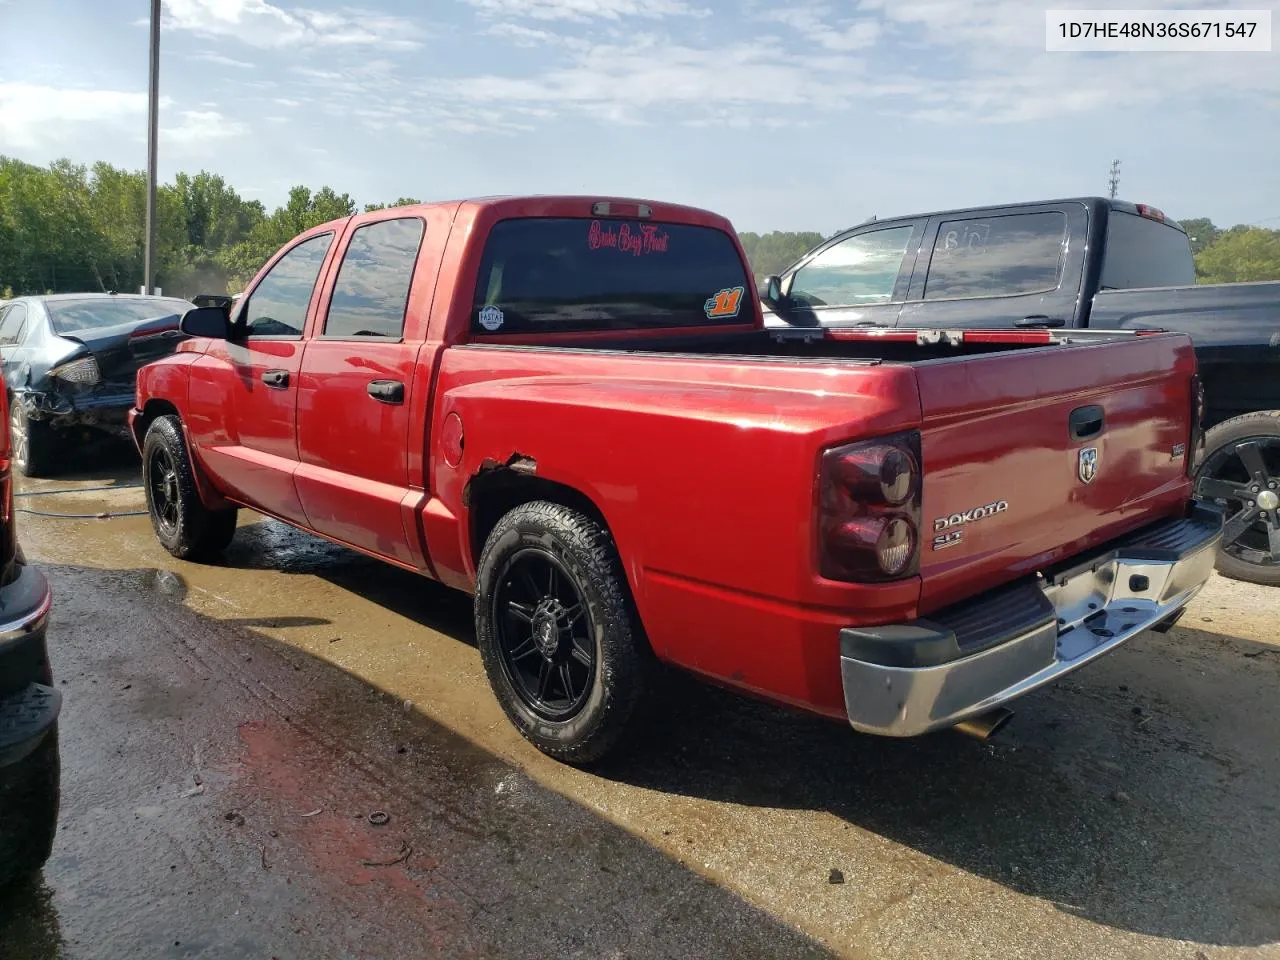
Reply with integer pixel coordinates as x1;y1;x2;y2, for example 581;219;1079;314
0;295;195;476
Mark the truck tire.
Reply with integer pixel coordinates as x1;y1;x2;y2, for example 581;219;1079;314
474;501;647;765
1194;410;1280;587
0;729;60;889
142;415;239;560
9;400;56;479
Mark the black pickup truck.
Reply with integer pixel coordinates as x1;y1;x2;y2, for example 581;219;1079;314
759;197;1280;585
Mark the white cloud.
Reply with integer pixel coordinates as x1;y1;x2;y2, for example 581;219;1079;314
439;0;1278;129
163;109;249;144
462;0;707;22
0;83;147;150
191;50;256;67
273;97;302;106
161;0;424;49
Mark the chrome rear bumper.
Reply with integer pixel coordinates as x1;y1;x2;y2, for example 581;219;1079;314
839;503;1223;737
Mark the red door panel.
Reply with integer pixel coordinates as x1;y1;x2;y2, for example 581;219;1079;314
295;340;420;564
188;339;309;524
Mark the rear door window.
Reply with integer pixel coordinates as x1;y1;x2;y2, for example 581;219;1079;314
1099;212;1196;289
923;212;1067;300
0;305;22;344
323;217;425;339
788;226;915;307
471;218;751;334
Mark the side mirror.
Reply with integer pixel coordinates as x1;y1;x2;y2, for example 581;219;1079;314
759;274;784;305
180;306;231;340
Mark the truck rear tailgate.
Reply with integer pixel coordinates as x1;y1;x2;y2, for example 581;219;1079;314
914;332;1197;612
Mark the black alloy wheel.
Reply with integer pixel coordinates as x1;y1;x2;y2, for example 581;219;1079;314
148;444;181;539
1195;412;1280;586
492;549;596;721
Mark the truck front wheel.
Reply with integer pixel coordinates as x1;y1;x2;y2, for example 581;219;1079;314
142;415;239;560
474;501;647;765
1194;410;1280;587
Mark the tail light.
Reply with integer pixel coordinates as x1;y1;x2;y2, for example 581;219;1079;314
818;431;922;582
49;355;101;385
1188;374;1205;476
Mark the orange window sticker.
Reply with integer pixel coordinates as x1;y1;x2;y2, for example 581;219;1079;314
704;286;744;319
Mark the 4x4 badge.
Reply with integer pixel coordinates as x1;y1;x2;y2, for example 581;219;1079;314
1078;446;1098;484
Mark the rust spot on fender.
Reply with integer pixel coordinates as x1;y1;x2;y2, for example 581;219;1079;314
461;452;538;507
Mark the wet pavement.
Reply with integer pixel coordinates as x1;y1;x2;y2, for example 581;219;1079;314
2;444;1280;959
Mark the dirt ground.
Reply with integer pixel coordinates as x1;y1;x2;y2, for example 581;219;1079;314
2;445;1278;959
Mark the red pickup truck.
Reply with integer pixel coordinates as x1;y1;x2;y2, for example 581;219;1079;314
131;196;1222;764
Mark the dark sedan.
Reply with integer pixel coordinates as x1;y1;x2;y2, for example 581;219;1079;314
0;293;195;477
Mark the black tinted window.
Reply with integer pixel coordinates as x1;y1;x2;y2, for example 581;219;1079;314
243;233;333;338
789;226;914;307
924;212;1067;300
472;218;750;334
324;218;424;338
1100;211;1196;289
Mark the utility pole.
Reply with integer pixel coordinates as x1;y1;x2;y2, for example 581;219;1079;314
1108;159;1121;200
143;0;161;295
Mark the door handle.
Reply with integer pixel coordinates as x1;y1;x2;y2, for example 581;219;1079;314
261;369;289;389
1069;404;1105;441
1015;315;1066;328
367;379;405;404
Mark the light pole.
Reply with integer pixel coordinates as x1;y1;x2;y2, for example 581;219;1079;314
143;0;160;295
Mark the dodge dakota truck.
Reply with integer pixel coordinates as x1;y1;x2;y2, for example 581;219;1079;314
759;197;1280;585
131;196;1220;764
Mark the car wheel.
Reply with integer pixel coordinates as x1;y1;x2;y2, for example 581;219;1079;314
0;728;60;889
142;415;238;560
1194;411;1280;587
474;501;648;765
9;400;55;479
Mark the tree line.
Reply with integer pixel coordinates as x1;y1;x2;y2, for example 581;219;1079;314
1;155;1277;298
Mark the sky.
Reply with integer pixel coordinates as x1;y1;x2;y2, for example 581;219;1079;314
0;0;1277;235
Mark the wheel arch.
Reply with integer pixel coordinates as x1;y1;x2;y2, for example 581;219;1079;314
135;401;232;511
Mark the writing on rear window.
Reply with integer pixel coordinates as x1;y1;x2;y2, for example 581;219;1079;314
587;220;670;256
473;217;750;334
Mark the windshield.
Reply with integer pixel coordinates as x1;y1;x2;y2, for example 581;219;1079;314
46;297;194;334
471;217;752;334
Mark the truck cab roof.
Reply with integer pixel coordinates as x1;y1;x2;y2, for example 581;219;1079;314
852;197;1187;236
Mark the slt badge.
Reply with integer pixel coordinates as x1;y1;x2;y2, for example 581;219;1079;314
1078;446;1099;485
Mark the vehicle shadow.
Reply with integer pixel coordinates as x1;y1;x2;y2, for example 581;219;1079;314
41;436;139;485
0;883;65;959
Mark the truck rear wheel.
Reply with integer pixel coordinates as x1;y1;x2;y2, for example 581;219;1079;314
0;728;60;889
474;501;647;765
1194;411;1280;587
142;415;239;560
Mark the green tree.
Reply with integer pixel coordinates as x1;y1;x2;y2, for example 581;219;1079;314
738;230;825;279
1195;227;1280;284
1178;217;1219;256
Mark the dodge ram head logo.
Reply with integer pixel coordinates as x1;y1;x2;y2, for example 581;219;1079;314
1078;446;1098;484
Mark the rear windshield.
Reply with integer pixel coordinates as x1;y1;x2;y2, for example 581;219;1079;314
47;297;193;334
1099;211;1196;289
471;217;751;334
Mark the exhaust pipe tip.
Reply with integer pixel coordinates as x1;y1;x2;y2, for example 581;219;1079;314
953;707;1014;741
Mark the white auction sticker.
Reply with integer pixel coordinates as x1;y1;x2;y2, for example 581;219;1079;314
1046;9;1272;51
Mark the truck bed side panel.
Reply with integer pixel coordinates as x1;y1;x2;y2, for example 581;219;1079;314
1089;280;1280;427
424;346;924;714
